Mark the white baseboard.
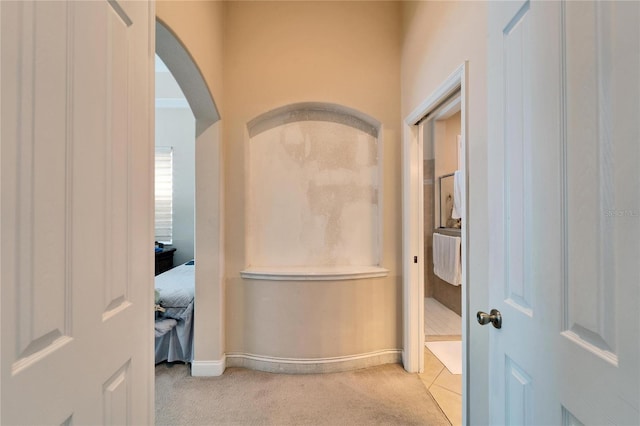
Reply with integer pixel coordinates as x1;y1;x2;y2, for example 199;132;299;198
226;349;402;374
191;356;226;377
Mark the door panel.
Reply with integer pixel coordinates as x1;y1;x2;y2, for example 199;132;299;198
488;1;639;424
9;1;74;368
102;361;132;425
1;1;154;424
504;356;533;425
503;0;533;317
564;0;618;359
104;0;133;317
558;1;640;423
488;1;544;423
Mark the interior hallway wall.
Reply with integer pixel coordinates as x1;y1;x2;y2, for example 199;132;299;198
435;111;462;184
401;1;489;422
224;1;403;360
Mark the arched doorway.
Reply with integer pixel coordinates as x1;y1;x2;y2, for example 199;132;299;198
155;19;225;376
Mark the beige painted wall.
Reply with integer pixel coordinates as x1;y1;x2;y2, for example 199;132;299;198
224;1;402;358
402;1;489;422
435;111;461;228
436;111;461;180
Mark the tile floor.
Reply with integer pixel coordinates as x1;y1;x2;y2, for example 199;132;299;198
420;346;462;426
423;298;462;425
425;297;462;336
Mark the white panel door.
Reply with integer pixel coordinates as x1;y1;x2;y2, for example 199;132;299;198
1;1;154;424
487;1;639;424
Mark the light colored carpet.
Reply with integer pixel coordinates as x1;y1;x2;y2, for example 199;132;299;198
425;341;462;375
156;362;450;425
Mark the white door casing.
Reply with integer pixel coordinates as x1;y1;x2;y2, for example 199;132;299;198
487;1;639;424
1;1;154;424
403;64;472;424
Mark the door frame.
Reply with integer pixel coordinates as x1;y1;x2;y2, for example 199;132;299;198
402;62;468;423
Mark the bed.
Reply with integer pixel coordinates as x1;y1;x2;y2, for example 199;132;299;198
154;261;194;364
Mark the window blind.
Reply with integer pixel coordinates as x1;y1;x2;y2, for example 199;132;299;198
155;147;173;244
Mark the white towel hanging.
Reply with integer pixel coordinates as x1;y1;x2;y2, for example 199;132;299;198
433;233;461;286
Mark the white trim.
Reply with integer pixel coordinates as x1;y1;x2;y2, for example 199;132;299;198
155;97;189;109
402;62;468;423
240;265;389;281
226;350;402;374
432;96;462;121
191;356;227;377
460;63;470;426
401;121;424;374
405;64;465;126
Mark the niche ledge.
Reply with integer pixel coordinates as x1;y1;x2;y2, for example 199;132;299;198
240;266;389;281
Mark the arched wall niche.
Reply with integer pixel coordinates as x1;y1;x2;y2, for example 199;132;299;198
247;102;380;138
242;103;389;281
155;18;224;376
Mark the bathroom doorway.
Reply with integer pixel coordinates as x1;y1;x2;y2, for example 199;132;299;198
418;93;463;425
402;63;469;425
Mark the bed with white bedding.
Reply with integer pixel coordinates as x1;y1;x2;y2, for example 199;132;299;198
154;261;194;364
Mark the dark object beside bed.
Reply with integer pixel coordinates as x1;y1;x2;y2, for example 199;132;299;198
155;247;176;276
154;261;194;363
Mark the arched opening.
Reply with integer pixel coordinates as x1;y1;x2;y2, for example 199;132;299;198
155;20;219;134
155;19;224;376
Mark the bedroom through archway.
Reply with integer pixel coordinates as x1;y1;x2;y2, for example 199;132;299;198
154;19;223;376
